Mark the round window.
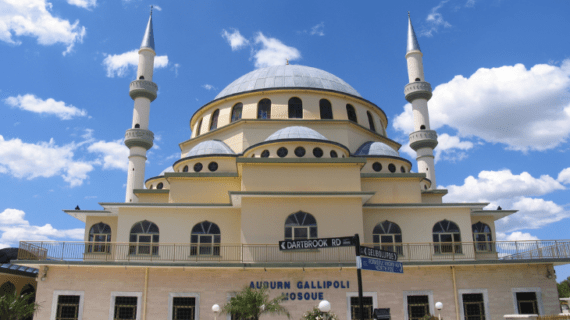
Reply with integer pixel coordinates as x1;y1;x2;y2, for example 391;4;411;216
388;164;396;173
313;147;323;158
157;182;164;189
330;150;338;158
183;165;188;172
372;162;382;172
400;166;406;173
294;147;306;157
261;150;270;158
277;147;288;158
208;162;218;172
194;163;203;172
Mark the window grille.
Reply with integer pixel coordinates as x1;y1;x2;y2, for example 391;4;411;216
284;211;317;240
463;294;485;320
258;99;271;119
0;281;15;296
129;220;160;255
433;220;462;254
472;222;493;252
350;297;373;320
210;109;220;130
114;296;138;320
346;104;357;123
288;97;303;118
407;295;429;320
173;297;196;320
191;221;221;256
516;292;539;315
56;295;80;320
373;221;403;255
88;222;111;253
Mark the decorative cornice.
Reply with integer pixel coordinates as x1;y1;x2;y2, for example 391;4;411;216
404;81;432;102
129;80;158;101
125;129;154;150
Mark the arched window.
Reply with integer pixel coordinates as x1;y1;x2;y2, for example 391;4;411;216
231;103;243;123
191;221;221;256
129;220;159;255
346;104;357;123
258;99;271;119
196;119;202;136
373;221;402;255
472;222;493;252
284;211;317;240
433;220;462;254
367;111;376;132
319;99;333;119
134;124;140;128
0;281;15;297
288;97;303;119
88;222;111;253
209;109;220;131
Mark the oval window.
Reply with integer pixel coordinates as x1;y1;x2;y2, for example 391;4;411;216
157;182;164;189
183;165;189;172
330;150;338;158
313;148;323;158
277;147;288;158
208;162;218;172
294;147;306;157
388;164;396;173
400;166;406;173
194;163;203;172
372;162;382;172
261;150;270;158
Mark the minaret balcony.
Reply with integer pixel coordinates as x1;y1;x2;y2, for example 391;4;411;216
125;128;154;150
129;80;158;102
404;81;432;102
409;129;438;151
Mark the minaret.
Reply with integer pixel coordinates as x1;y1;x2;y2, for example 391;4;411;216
404;13;438;189
124;9;158;202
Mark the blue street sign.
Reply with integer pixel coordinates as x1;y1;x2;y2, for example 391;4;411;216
357;256;403;274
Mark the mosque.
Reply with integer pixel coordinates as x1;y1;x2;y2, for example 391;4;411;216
13;11;570;320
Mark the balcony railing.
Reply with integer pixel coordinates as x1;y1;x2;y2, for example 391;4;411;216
17;240;570;264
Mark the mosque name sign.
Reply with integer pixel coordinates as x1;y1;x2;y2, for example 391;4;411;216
249;280;350;301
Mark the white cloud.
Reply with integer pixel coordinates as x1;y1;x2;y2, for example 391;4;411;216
0;208;83;249
87;139;129;171
496;197;570;232
5;94;87;120
394;60;570;152
172;63;180;77
0;0;86;55
421;0;452;37
434;133;473;163
253;32;301;68
310;22;325;36
0;135;94;187
66;0;96;9
202;84;216;91
444;169;565;203
465;0;476;7
558;167;570;184
152;5;161;11
496;231;539;242
221;28;249;51
102;49;169;78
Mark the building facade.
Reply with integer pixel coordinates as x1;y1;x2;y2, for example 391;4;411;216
16;12;570;320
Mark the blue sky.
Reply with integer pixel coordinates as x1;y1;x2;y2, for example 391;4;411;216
1;0;569;281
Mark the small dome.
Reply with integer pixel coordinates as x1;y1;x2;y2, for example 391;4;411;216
187;140;235;157
215;65;361;100
265;126;328;142
355;141;399;157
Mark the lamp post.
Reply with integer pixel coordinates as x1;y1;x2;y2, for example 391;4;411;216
212;304;221;320
318;300;331;320
435;302;443;320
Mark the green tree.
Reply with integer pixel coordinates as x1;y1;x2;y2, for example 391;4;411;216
300;306;339;320
0;292;39;320
222;286;290;320
559;276;570;298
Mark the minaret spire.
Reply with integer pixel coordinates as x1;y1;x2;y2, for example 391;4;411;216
124;12;158;202
404;13;439;190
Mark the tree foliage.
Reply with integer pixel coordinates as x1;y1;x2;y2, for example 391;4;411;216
0;292;39;320
300;306;338;320
559;276;570;298
221;286;290;320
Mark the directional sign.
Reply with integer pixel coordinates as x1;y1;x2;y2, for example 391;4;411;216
357;256;403;274
279;236;354;251
359;246;398;261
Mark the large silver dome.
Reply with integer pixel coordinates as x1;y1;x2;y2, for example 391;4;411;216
215;65;361;100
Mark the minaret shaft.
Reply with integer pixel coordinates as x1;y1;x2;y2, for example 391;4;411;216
125;12;157;202
405;14;438;190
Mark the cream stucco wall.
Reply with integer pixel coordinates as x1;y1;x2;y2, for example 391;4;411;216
168;177;240;203
361;179;422;204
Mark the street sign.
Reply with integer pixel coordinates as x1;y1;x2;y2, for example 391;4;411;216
357;256;403;274
278;236;354;251
359;246;398;261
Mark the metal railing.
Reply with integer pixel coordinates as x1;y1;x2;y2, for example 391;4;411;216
17;240;570;264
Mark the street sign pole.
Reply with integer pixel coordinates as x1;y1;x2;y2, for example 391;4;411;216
354;233;365;320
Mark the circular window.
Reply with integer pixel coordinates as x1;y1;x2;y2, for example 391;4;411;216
208;162;218;172
261;150;270;158
294;147;306;157
183;165;189;172
400;166;406;173
277;147;288;158
194;163;203;172
372;162;382;172
330;150;338;158
388;164;396;173
157;182;164;189
313;147;323;158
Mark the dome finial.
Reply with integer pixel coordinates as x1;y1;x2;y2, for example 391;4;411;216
141;8;155;50
407;12;421;53
150;5;153;16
